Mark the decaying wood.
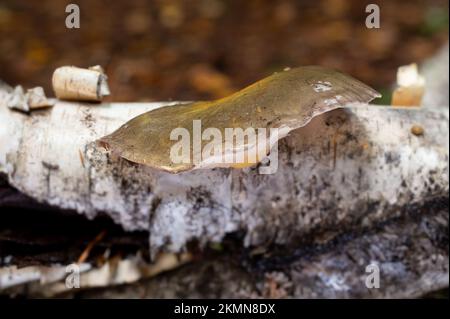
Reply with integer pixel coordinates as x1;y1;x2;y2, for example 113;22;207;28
69;202;449;299
0;48;448;297
1;252;192;297
0;84;448;257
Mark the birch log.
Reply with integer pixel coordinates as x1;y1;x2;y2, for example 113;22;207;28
0;83;448;257
75;201;449;299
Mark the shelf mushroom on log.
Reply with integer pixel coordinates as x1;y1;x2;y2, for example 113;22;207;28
0;60;448;297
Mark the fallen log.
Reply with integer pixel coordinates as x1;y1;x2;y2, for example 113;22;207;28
0;83;448;257
70;201;449;299
1;50;449;297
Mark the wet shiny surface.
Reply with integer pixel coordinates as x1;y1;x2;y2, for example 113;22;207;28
99;66;380;173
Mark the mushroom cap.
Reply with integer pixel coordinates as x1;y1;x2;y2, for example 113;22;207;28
98;66;380;173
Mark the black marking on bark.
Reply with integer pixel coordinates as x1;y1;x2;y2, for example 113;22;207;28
241;196;448;272
384;151;401;165
41;161;59;198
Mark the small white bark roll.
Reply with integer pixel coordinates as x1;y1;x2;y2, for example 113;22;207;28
52;66;110;102
392;63;425;107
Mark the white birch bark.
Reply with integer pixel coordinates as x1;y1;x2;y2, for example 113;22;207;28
0;82;448;255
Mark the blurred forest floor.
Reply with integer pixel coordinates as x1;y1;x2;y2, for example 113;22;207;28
0;0;448;103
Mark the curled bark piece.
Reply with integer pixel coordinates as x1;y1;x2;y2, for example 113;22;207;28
26;87;54;110
1;252;192;297
6;86;28;112
392;63;425;107
99;66;380;173
6;86;53;113
88;65;105;74
52;66;110;102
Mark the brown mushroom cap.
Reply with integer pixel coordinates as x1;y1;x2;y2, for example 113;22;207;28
98;66;380;173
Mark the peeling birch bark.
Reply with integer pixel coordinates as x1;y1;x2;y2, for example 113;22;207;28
52;66;110;101
26;87;54;110
1;252;192;297
392;64;425;107
5;85;53;113
0;83;448;256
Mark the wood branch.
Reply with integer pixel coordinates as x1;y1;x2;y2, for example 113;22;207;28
1;85;448;257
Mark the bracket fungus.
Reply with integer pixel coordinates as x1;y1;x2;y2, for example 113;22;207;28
98;66;380;173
